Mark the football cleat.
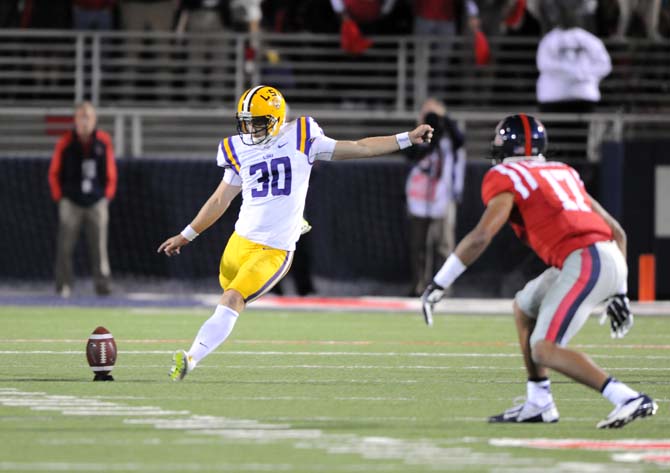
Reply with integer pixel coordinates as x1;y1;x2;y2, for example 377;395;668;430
300;218;312;235
596;393;658;429
489;399;559;423
169;350;193;382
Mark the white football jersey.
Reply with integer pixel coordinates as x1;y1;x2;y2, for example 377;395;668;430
216;116;336;251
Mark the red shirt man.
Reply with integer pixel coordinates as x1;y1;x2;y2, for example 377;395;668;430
48;102;117;297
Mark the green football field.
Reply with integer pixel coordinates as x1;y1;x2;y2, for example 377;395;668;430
0;305;668;472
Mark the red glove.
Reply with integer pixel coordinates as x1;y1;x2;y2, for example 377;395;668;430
340;18;373;55
474;30;491;65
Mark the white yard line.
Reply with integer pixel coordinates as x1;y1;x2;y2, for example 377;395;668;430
0;388;570;471
2;350;670;362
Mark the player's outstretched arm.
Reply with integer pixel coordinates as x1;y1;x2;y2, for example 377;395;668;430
420;193;514;325
331;124;433;161
157;180;241;257
452;192;514;265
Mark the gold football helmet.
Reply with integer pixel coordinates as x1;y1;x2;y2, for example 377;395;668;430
236;85;286;145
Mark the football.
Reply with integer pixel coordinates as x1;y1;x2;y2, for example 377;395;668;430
86;326;117;381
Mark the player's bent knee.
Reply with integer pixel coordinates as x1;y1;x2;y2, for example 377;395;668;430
513;300;534;327
530;339;556;366
220;289;245;313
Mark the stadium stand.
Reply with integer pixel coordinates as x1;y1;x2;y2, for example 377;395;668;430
0;28;668;298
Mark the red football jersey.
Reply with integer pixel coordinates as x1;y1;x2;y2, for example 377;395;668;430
481;158;612;268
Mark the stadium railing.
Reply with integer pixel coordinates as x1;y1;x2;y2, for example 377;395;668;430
0;29;668;161
1;29;669;110
1;107;669;162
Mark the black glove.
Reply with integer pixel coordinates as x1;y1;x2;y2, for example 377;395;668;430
420;281;444;326
599;294;634;338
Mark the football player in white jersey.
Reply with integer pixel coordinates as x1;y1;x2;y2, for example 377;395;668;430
158;85;433;381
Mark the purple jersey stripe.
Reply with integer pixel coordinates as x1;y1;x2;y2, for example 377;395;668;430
228;138;242;171
296;117;303;153
222;139;240;175
304;116;313;156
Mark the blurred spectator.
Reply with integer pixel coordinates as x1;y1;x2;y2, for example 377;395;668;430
538;0;597;34
536;13;611;160
175;0;226;33
404;99;465;296
229;0;263;75
414;0;480;36
413;0;481;92
20;0;72;99
329;0;401;35
536;23;611;114
119;0;174;31
615;0;662;39
119;0;177;100
72;0;116;31
263;0;340;33
175;0;227;100
48;102;117;298
478;0;541;36
230;0;262;33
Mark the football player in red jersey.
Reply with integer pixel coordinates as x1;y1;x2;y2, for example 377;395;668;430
421;114;658;429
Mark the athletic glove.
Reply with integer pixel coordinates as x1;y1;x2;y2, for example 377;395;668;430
599;294;634;338
421;281;444;326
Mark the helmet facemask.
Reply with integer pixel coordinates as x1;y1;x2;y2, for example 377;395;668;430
236;112;278;145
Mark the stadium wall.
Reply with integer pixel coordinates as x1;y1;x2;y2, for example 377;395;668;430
614;141;670;301
3;156;650;298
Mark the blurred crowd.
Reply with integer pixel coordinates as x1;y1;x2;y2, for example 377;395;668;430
0;0;669;40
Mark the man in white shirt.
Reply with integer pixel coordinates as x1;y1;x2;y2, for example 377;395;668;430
536;24;612;113
536;21;611;159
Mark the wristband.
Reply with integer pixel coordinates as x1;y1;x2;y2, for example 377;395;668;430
180;225;199;242
434;253;467;289
395;132;412;150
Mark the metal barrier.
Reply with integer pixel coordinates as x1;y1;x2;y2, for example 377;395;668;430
1;29;669;160
1;106;669;161
1;29;670;111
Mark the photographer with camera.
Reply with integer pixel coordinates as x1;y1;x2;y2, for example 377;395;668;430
405;98;466;296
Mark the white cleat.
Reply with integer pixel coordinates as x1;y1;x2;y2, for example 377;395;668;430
489;399;559;423
597;393;658;429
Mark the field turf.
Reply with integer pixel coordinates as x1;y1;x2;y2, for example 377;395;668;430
0;306;668;472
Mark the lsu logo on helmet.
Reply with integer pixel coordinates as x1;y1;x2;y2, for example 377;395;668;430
236;85;287;145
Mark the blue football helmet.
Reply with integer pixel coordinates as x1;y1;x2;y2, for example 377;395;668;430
490;114;547;162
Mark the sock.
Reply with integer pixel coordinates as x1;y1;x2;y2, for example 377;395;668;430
526;378;553;406
601;377;639;406
187;305;239;366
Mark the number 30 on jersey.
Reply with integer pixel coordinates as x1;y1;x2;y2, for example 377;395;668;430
250;156;292;197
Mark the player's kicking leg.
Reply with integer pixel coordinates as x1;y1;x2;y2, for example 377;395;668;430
169;350;194;381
